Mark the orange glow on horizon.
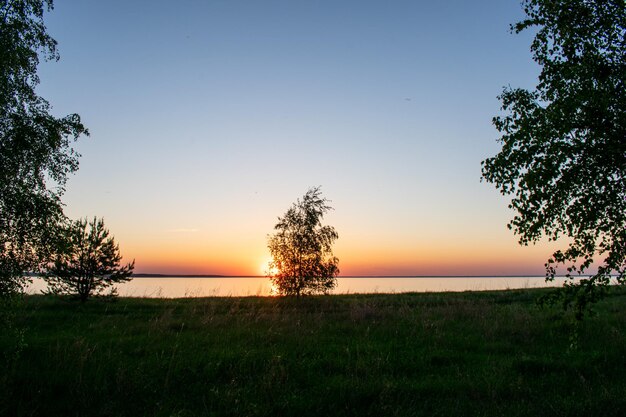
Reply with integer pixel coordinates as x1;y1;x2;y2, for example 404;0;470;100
121;224;566;277
129;245;558;277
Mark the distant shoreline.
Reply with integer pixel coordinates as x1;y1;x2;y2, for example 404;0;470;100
130;274;551;278
131;273;230;278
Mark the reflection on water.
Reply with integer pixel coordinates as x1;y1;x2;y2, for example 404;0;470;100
25;276;574;298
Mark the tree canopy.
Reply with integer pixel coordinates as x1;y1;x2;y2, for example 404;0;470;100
267;187;339;296
46;217;134;301
481;0;625;317
0;0;87;295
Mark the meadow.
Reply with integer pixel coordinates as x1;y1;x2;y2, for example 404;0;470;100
1;288;625;417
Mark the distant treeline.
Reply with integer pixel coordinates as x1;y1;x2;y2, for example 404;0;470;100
131;274;229;278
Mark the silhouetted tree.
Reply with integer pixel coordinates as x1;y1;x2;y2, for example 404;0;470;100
46;218;134;301
267;187;339;296
481;0;625;318
0;0;88;296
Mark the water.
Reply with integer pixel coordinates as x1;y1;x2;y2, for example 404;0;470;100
25;276;574;298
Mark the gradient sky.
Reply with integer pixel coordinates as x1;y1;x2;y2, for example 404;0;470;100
35;0;564;276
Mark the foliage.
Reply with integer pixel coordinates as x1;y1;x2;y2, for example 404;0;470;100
0;0;88;297
46;217;134;301
0;296;26;373
481;0;626;318
267;187;339;296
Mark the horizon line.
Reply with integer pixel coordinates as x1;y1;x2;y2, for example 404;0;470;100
131;273;555;278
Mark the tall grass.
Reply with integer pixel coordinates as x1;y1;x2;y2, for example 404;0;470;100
1;288;625;416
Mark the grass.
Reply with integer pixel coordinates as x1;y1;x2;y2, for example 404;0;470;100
1;288;626;416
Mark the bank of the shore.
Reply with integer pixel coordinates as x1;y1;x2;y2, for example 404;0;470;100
25;275;577;298
1;288;625;416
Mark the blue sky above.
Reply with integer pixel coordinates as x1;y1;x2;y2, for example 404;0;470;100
35;0;558;275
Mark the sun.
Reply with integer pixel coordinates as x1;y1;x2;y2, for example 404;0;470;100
259;258;276;277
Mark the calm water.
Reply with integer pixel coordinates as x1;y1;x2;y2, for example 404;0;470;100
25;276;573;298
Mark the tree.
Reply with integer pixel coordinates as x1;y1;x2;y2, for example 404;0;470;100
46;217;134;301
267;187;340;296
481;0;625;318
0;0;88;297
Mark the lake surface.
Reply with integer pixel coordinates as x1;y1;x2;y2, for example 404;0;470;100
25;276;575;298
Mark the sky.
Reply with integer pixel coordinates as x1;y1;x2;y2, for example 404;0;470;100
36;0;564;276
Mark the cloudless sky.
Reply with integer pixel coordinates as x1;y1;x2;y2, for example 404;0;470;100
37;0;563;276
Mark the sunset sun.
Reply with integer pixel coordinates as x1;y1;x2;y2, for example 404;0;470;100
260;258;275;277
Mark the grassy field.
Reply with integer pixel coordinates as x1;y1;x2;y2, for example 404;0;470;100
1;288;625;417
